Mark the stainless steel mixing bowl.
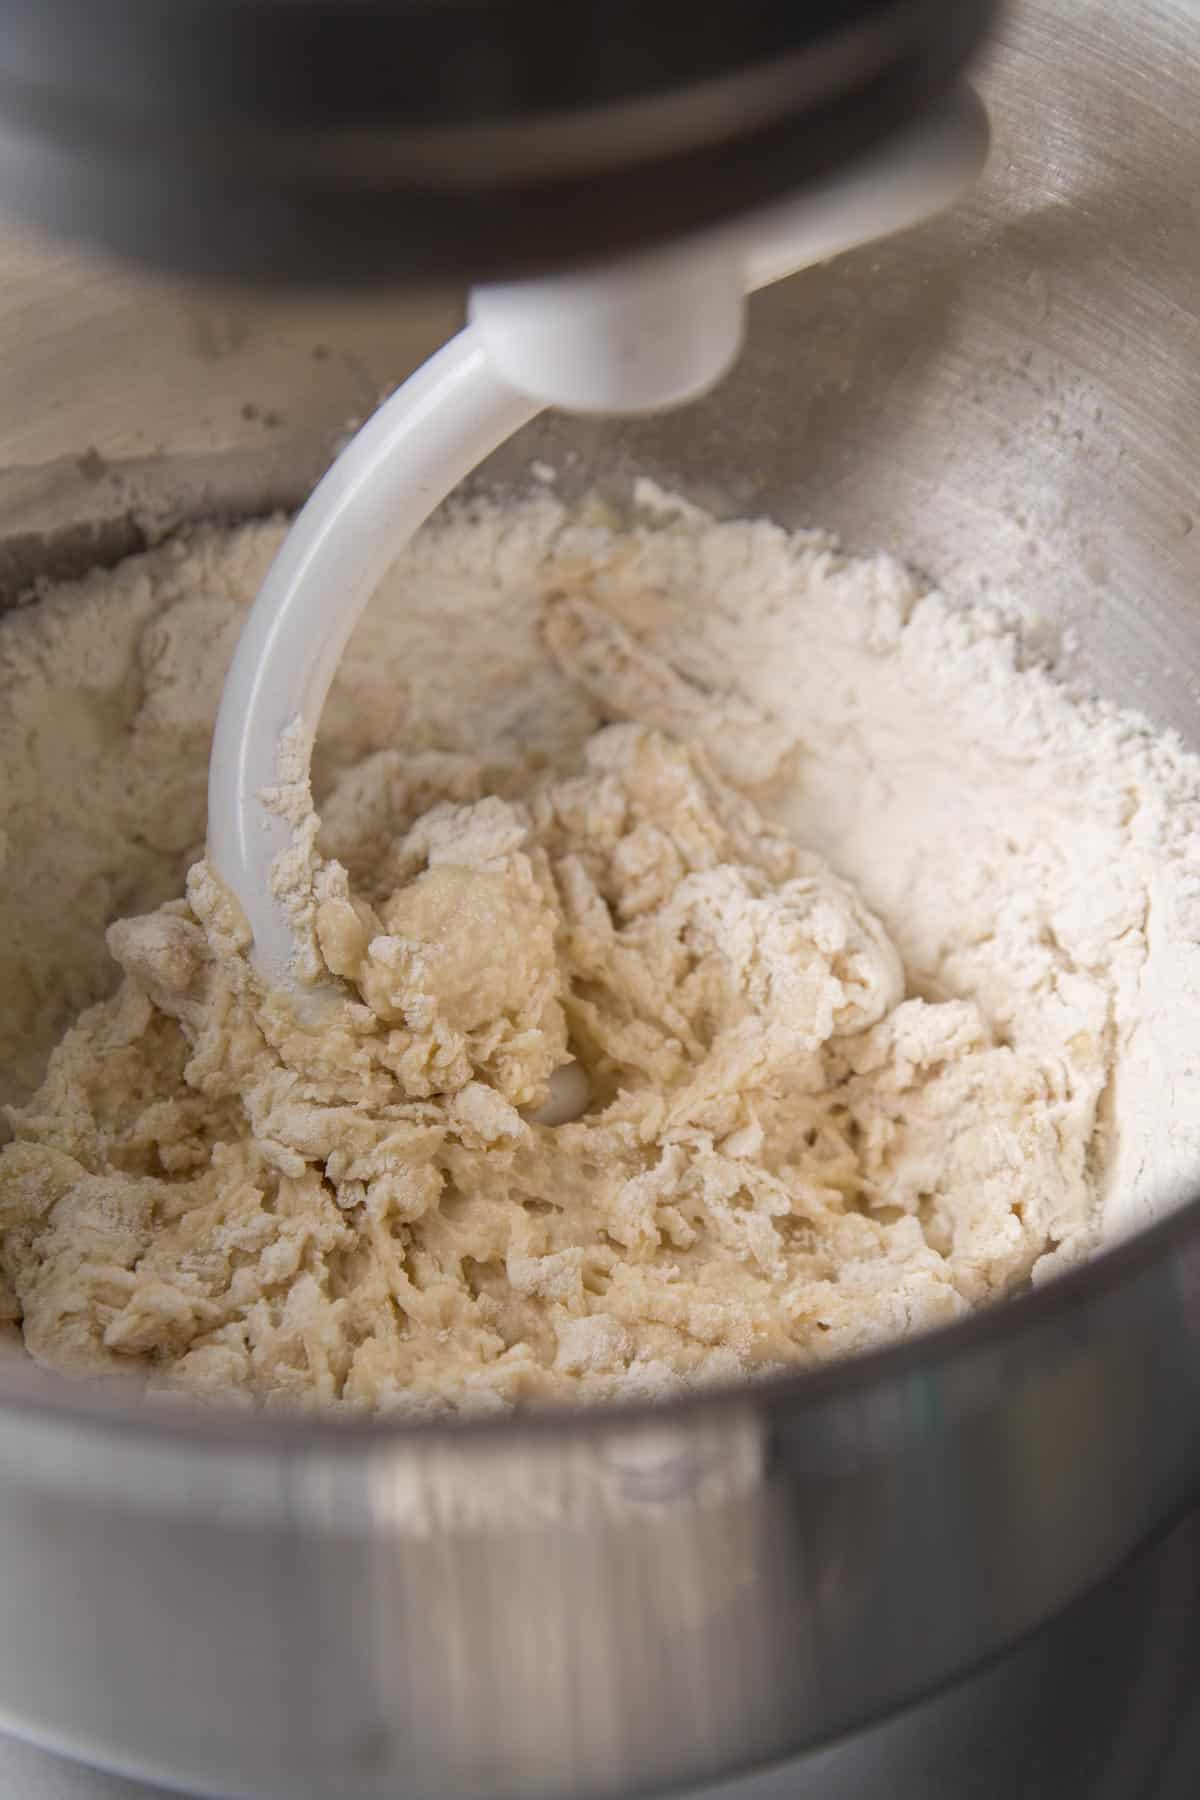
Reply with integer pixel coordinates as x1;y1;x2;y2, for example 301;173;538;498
2;2;1200;1795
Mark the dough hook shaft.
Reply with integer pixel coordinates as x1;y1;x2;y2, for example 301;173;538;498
208;87;989;995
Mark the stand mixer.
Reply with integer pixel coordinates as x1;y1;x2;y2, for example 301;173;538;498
13;7;1200;1800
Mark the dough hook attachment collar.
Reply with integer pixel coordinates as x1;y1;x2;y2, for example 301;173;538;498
207;87;989;1002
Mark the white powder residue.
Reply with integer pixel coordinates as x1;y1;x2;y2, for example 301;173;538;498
0;484;1198;1412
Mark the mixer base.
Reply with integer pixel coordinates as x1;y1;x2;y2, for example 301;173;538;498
4;1508;1199;1799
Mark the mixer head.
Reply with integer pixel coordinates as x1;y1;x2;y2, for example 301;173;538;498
0;0;1000;286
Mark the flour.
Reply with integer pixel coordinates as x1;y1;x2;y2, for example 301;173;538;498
1;482;1199;1412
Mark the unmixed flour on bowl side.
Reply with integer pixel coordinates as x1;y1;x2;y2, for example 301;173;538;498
2;482;1199;1412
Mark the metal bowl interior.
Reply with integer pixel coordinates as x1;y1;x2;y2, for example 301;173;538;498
2;3;1200;1796
3;0;1198;1432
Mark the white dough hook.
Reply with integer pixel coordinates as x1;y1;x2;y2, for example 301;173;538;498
207;86;989;998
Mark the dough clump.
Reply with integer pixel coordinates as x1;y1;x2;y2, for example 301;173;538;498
0;592;1099;1413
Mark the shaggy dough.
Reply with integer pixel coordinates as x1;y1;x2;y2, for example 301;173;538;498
0;596;1099;1413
